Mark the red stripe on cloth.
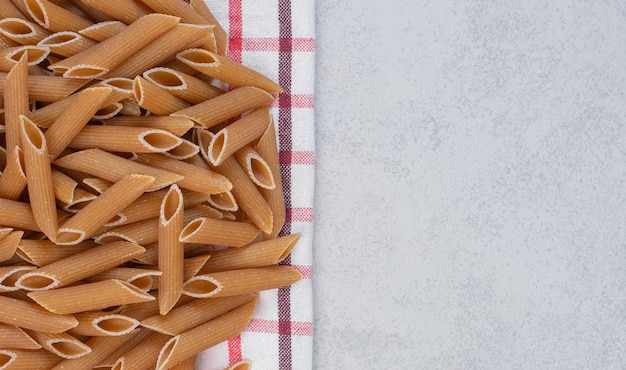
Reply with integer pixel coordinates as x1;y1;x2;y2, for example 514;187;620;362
239;37;315;52
271;94;315;109
246;319;313;336
228;0;243;63
279;151;315;165
292;264;312;279
228;334;242;364
286;208;313;223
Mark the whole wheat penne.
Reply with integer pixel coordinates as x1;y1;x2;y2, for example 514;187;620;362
119;98;141;116
143;67;223;104
158;184;184;315
44;86;112;159
0;265;36;293
93;102;122;119
69;126;183;153
0;199;43;231
0;228;12;240
56;174;155;244
85;267;161;292
37;30;96;57
50;329;140;370
76;0;151;24
51;167;94;206
0;18;51;45
113;330;171;370
141;294;255;336
183;266;302;299
53;149;184;192
3;53;28;163
0;45;49;72
179;217;258;247
133;76;191;115
0;34;18;50
164;138;199;160
0;230;23;262
25;330;91;359
161;58;200;76
28;279;155;315
198;234;299;274
0;323;41;350
49;13;179;78
78;20;127;41
189;0;227;55
17;241;145;290
68;311;139;337
59;187;95;212
113;189;209;226
155;300;257;370
8;0;30;19
177;49;282;93
207;190;239;212
206;155;274;234
0;295;78;332
209;108;271;166
172;86;274;129
2;349;61;369
95;327;152;368
25;0;93;33
0;1;25;19
16;239;94;266
95;218;158;245
103;115;194;137
104;23;214;79
172;356;197;370
81;177;113;194
224;359;252;370
0;349;15;369
0;146;26;200
0;73;87;102
19;116;57;241
134;153;231;194
234;145;276;190
182;254;211;281
65;0;113;23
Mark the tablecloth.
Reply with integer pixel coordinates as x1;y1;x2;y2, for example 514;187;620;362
196;1;315;369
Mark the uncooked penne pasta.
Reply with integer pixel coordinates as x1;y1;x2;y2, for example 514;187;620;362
198;234;300;274
0;230;23;262
0;295;78;333
16;241;145;290
2;349;60;369
0;73;87;102
0;1;25;19
164;138;199;160
207;190;239;212
56;174;155;244
234;145;276;190
25;330;91;359
141;294;256;336
0;229;12;240
49;13;179;78
28;279;155;315
183;266;302;299
0;198;42;231
177;48;282;93
38;30;97;57
65;0;113;23
0;45;49;72
69;126;183;153
51;168;96;207
95;218;158;246
224;359;252;370
0;323;41;350
16;239;93;267
78;20;127;41
133;153;231;195
44;86;112;160
0;18;51;45
133;76;191;115
143;67;223;104
25;0;93;33
102;115;194;137
0;265;36;293
113;330;171;370
189;0;227;55
76;0;151;24
172;86;274;129
155;300;257;370
179;217;258;247
119;97;141;116
182;254;211;282
53;149;184;192
85;267;161;292
172;356;197;370
0;146;26;200
158;185;184;315
68;311;139;337
208;108;271;165
93;102;123;119
20;116;58;241
3;53;27;162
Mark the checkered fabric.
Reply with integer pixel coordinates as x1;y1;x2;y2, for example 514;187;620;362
196;1;315;369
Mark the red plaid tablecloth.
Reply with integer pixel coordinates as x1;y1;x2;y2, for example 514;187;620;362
196;1;315;369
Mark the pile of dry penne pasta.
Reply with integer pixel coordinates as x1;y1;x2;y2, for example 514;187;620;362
0;1;301;369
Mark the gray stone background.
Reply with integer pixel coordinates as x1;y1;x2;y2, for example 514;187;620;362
313;1;626;369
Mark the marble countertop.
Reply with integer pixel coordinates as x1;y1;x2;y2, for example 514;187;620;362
313;1;626;368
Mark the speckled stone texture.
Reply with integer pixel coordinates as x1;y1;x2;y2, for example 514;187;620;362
314;1;626;369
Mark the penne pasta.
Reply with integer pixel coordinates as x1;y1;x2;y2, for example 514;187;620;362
51;167;93;206
182;266;303;299
0;265;36;293
53;149;184;192
68;311;139;337
56;174;155;244
198;234;300;274
0;1;25;19
78;20;127;41
37;30;97;57
171;86;274;129
2;349;61;369
172;356;197;370
164;138;200;160
69;125;183;153
93;102;122;119
133;76;191;115
0;323;41;350
0;198;42;231
208;108;272;165
0;146;26;200
182;254;211;282
85;267;161;292
140;294;256;336
25;330;91;359
207;190;239;212
0;295;78;333
0;45;49;72
16;239;95;266
3;53;28;163
234;145;277;190
102;115;194;137
95;218;158;246
0;73;87;102
224;359;252;370
155;300;257;370
189;0;227;55
0;18;51;45
28;279;156;315
16;241;145;290
177;48;282;93
112;330;170;370
65;0;113;23
25;0;93;33
143;67;224;104
0;230;23;263
179;217;258;247
158;184;184;315
20;115;58;241
75;0;151;25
